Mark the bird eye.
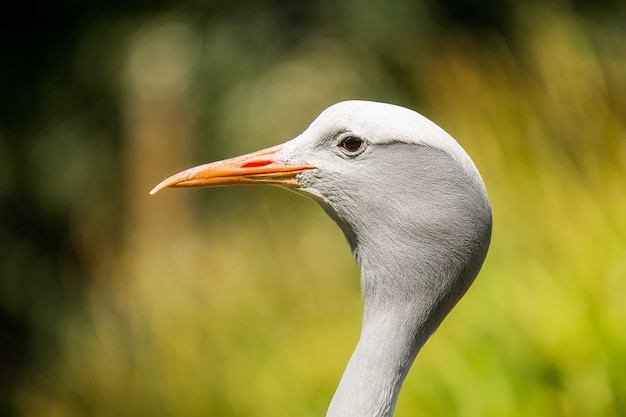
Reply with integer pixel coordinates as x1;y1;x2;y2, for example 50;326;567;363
338;136;364;154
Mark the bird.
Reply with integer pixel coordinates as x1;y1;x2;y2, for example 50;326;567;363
150;100;492;417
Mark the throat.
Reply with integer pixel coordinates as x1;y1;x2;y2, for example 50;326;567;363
326;299;430;417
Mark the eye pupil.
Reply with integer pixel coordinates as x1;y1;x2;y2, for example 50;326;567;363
340;136;363;153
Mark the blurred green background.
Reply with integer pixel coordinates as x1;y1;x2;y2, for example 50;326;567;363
1;0;625;416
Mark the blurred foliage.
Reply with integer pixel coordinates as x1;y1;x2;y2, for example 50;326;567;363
1;0;625;416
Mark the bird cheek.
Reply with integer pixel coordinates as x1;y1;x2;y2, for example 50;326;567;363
293;171;322;198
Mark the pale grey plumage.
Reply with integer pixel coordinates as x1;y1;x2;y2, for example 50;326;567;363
278;101;492;416
152;100;492;417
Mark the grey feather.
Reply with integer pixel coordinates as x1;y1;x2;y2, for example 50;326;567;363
277;101;492;417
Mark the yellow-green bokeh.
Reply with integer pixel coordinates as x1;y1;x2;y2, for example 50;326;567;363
9;2;626;417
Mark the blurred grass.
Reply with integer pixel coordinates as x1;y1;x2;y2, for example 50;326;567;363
10;2;626;417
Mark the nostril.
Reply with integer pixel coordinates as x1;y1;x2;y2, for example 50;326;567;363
241;160;273;168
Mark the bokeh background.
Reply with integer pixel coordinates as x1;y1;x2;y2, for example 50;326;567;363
1;0;625;416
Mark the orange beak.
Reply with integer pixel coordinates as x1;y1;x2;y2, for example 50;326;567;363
149;144;315;195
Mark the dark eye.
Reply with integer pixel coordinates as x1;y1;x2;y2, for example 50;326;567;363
339;136;364;153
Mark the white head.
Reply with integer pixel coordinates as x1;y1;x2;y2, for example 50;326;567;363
277;101;491;307
151;100;492;416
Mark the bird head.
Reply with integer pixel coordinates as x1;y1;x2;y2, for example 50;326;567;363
151;101;491;306
151;101;493;416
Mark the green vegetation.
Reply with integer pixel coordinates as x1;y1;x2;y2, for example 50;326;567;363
2;1;625;416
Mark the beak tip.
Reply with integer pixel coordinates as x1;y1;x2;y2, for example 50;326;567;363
149;183;166;195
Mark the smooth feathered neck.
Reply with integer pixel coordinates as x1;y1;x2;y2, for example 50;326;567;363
277;101;492;416
316;145;491;417
327;293;435;416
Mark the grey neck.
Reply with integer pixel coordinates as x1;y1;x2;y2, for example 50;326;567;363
317;145;492;417
326;290;432;417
